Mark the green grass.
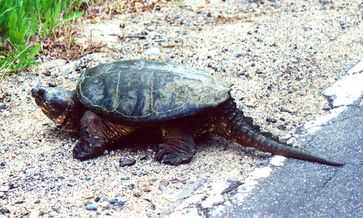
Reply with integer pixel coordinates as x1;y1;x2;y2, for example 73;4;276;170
0;0;84;74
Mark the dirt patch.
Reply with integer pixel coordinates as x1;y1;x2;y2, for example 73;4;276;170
1;0;362;217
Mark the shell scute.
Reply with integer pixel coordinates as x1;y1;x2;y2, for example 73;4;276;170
77;60;230;123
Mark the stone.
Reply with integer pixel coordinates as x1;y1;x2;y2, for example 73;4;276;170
111;200;125;208
144;47;161;56
85;203;98;210
0;103;6;111
277;124;287;130
0;207;10;214
0;186;9;192
221;181;243;194
100;201;111;209
119;156;136;167
266;117;277;123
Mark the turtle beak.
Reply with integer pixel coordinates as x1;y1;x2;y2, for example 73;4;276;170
31;86;44;98
31;86;46;106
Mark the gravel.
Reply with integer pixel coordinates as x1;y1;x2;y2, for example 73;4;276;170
1;0;362;217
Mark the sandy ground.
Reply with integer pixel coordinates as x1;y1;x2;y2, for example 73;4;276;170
1;0;362;217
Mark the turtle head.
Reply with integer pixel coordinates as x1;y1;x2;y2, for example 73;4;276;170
31;85;77;130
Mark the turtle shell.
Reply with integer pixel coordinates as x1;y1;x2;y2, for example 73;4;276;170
76;60;231;123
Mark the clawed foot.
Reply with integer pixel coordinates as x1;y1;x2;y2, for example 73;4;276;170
155;144;194;165
73;143;104;161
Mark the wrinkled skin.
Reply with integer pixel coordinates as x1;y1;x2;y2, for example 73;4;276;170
31;86;344;166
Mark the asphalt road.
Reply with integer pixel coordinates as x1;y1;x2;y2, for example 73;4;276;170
220;97;363;218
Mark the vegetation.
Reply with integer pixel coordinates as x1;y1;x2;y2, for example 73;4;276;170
0;0;167;75
0;0;84;74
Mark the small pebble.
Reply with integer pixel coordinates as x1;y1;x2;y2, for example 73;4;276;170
121;176;130;180
48;82;57;87
222;181;243;194
266;117;277;123
0;91;6;100
277;124;287;130
140;155;149;161
133;192;141;197
128;184;135;190
144;47;161;56
142;185;152;192
86;203;98;211
113;201;125;208
119;156;136;167
0;207;10;214
255;69;263;74
125;33;146;40
100;201;111;209
100;196;109;202
105;211;113;216
319;0;332;6
0;103;6;111
42;71;51;76
109;198;118;204
0;186;9;192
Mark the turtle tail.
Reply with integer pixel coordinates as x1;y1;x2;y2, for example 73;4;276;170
213;99;344;167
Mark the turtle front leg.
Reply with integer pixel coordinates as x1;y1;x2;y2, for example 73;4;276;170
155;127;195;165
73;111;134;161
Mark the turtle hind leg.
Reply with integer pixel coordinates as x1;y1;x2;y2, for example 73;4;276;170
73;111;134;161
155;127;195;165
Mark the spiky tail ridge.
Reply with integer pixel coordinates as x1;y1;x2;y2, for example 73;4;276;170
214;99;344;167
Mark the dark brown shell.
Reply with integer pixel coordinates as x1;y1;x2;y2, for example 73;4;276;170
76;60;231;123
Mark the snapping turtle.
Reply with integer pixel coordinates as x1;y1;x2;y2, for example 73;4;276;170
31;60;343;166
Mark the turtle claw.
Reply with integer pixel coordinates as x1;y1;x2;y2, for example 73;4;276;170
155;144;193;165
73;143;103;161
